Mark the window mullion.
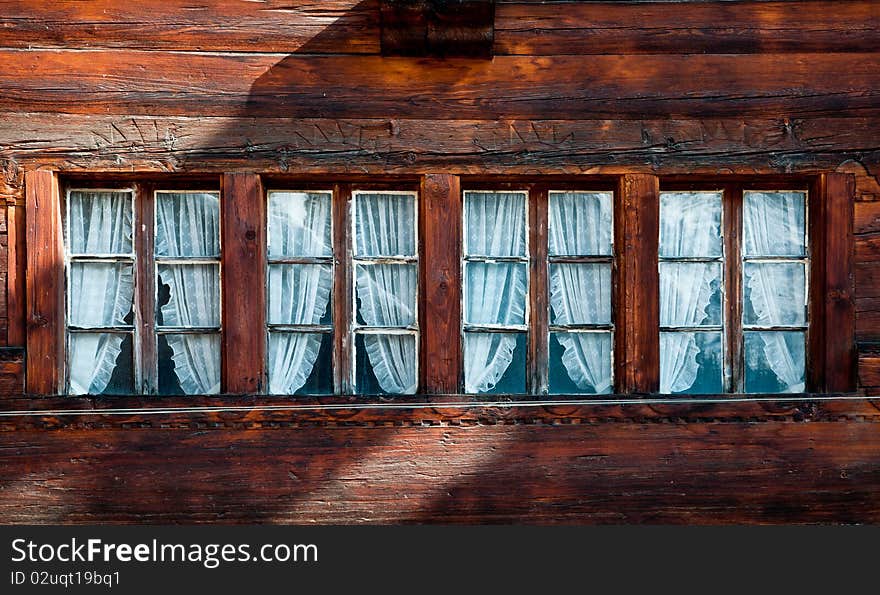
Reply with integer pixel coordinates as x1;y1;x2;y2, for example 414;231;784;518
529;185;549;395
723;184;743;394
134;182;157;395
334;183;354;394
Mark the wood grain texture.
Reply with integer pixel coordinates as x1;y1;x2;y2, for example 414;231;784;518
221;173;266;394
380;0;495;57
2;51;880;119
421;174;461;393
0;0;380;53
1;419;879;523
495;1;880;55
5;201;25;347
24;170;63;395
616;174;659;393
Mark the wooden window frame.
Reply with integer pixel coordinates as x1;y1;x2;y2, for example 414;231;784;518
24;171;855;398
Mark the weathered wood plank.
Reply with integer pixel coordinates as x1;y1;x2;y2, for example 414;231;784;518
421;174;462;393
2;114;879;176
380;0;495;57
2;51;879;119
24;170;63;395
5;201;25;347
221;173;266;394
495;1;880;55
1;420;879;523
0;0;379;53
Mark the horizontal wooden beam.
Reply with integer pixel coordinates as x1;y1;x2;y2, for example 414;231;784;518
381;0;495;57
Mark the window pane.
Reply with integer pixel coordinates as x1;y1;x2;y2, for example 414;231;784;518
465;262;527;326
660;262;722;327
465;191;526;257
155;192;220;257
660;331;723;394
744;191;806;257
268;332;333;395
68;190;133;254
744;331;805;393
69;332;134;395
159;333;220;395
549;263;611;326
354;192;416;257
355;263;417;327
743;262;806;326
549;331;612;394
157;263;220;327
464;331;526;394
268;264;332;325
268;191;332;258
355;333;417;394
69;262;134;327
549;191;612;256
660;192;722;258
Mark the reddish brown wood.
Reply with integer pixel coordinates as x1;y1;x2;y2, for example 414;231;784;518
420;174;462;393
380;0;495;57
616;174;660;393
333;184;353;394
24;170;63;395
528;185;549;394
821;173;856;392
723;185;744;392
495;1;880;55
221;173;266;394
6;200;26;347
133;183;157;393
2;51;880;119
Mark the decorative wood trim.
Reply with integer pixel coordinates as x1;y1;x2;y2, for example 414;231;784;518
24;169;63;395
616;174;660;393
221;173;266;394
421;174;462;393
6;199;26;347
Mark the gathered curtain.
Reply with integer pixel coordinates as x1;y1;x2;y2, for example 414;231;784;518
464;192;527;393
156;193;221;394
743;193;806;392
68;191;134;394
548;193;612;393
659;194;720;393
355;194;417;394
268;193;333;394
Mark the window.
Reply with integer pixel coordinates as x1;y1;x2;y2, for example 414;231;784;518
659;187;808;394
63;185;221;395
462;186;615;395
265;186;419;395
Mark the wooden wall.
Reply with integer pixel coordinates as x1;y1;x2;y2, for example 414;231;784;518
1;0;879;523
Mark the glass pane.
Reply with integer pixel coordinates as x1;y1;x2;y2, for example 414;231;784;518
660;331;723;394
549;263;611;326
68;332;134;395
68;190;133;254
744;331;806;393
354;192;416;257
157;264;220;327
355;263;417;327
548;191;612;256
660;192;722;258
155;192;220;257
659;262;722;327
465;262;527;326
268;191;332;258
743;262;806;326
744;191;806;257
355;333;417;394
464;191;526;257
464;331;526;394
158;333;220;395
268;264;333;325
69;262;134;327
268;332;333;395
549;331;612;394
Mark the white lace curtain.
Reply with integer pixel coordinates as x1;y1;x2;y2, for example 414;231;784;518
659;193;721;393
743;192;806;392
548;192;612;393
156;193;221;394
268;192;333;394
464;192;527;393
68;191;134;395
355;193;417;394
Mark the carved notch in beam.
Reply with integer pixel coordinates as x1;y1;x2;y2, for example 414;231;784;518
380;0;495;57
